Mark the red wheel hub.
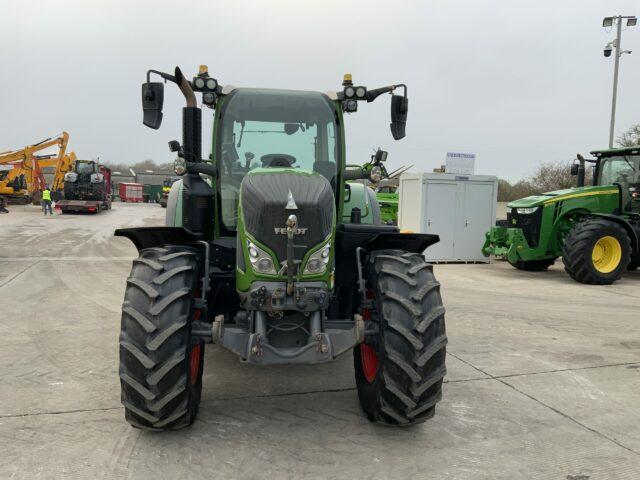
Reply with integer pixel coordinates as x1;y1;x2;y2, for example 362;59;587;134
189;344;201;385
360;343;379;383
360;304;378;383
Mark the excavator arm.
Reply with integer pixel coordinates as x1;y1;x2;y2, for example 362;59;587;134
0;132;73;203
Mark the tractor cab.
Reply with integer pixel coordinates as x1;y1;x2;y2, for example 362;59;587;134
591;147;640;213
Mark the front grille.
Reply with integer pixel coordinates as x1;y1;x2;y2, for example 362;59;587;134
508;208;543;247
241;172;334;261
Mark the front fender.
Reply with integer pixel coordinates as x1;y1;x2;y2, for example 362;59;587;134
115;226;197;252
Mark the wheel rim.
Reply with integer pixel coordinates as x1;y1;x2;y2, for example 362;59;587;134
360;343;379;383
189;343;201;386
360;301;379;383
592;236;622;273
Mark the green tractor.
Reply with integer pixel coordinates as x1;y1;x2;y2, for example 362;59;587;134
483;147;640;284
351;149;412;225
115;66;447;430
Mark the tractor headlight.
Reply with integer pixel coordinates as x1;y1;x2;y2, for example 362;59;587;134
64;172;78;183
303;242;331;275
355;86;366;98
90;173;104;184
516;207;539;215
370;166;382;183
206;78;217;90
344;87;355;98
174;157;186;176
194;77;205;89
247;240;276;275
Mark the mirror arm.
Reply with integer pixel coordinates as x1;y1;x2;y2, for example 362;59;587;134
145;68;196;107
146;69;177;84
366;83;408;103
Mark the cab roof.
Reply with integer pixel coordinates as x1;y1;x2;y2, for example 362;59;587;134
590;146;640;157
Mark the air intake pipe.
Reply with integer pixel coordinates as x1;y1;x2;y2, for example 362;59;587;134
175;66;213;239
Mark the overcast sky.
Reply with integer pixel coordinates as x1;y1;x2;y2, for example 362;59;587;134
1;0;638;181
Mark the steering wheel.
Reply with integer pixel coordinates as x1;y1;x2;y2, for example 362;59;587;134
261;154;297;168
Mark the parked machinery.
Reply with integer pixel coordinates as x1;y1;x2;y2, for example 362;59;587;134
57;160;112;213
0;132;74;204
114;65;447;430
158;176;179;207
483;148;640;284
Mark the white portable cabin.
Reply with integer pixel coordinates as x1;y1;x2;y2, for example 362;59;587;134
398;173;498;262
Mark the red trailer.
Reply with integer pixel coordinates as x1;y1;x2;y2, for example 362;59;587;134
119;182;143;203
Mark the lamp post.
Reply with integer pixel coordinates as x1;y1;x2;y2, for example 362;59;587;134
603;15;637;148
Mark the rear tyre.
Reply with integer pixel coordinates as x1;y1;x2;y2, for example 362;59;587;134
562;218;631;285
509;258;555;271
354;250;447;426
119;245;204;430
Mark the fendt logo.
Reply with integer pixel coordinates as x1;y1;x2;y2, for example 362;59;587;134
275;190;307;234
274;227;308;235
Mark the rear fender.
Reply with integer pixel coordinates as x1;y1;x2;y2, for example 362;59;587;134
589;213;640;256
165;179;184;227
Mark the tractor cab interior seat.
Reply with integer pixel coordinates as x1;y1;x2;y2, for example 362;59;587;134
261;154;296;168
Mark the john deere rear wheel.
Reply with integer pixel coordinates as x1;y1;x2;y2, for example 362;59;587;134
562;218;630;285
354;249;447;426
119;245;204;430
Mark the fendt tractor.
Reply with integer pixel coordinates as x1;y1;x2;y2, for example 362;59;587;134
58;159;112;213
114;65;447;430
483;148;640;284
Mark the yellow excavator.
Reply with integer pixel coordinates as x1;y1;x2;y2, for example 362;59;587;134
0;132;75;204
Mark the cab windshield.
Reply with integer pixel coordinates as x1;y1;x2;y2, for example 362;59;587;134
76;162;96;174
598;155;640;185
216;88;340;231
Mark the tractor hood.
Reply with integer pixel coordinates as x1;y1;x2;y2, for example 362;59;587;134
240;169;335;262
507;185;619;208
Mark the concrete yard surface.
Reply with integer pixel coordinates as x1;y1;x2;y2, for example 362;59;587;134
1;203;639;479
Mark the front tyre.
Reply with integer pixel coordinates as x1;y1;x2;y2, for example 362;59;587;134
562;218;631;285
354;250;447;426
119;245;204;430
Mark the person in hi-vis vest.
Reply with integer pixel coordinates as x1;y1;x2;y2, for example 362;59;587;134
42;186;53;215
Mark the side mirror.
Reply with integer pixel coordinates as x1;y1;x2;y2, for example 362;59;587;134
570;164;579;176
142;82;164;129
390;94;408;140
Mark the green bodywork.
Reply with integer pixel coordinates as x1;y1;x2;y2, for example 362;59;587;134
169;93;372;294
483;147;640;264
376;190;398;224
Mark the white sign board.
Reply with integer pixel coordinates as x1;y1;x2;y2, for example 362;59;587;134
0;165;14;171
445;152;475;174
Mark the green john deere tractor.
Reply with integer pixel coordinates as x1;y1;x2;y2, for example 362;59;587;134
114;66;447;430
483;148;640;284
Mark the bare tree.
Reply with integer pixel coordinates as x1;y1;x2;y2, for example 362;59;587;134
498;158;594;201
528;161;575;193
617;124;640;147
